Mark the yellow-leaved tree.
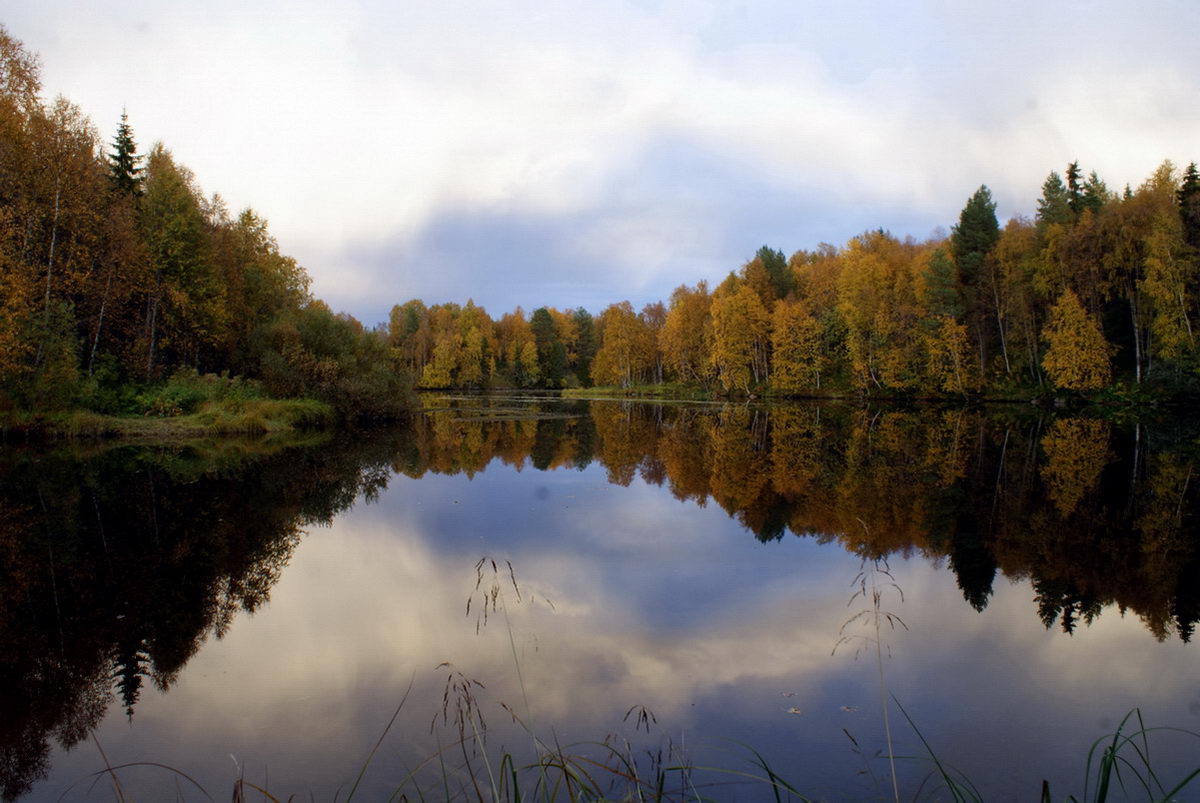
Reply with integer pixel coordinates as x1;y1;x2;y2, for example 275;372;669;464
924;315;980;396
709;282;769;393
770;299;823;393
1041;288;1112;391
592;301;653;387
660;282;713;384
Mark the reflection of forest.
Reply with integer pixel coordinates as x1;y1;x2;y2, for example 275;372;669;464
3;401;1197;799
0;437;398;801
406;399;1200;644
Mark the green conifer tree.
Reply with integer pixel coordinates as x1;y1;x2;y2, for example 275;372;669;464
1081;171;1109;215
950;186;1000;369
572;307;596;385
922;246;965;319
1036;172;1072;227
1178;162;1200;250
108;110;143;196
755;245;792;299
951;185;1000;285
1066;161;1084;215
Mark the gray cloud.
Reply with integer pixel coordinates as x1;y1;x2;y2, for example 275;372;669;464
8;0;1200;323
333;134;943;319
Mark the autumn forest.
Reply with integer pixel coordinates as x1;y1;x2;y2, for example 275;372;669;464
4;24;1200;429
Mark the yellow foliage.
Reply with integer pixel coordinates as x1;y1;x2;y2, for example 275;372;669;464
1041;289;1112;391
770;299;822;392
1040;418;1111;517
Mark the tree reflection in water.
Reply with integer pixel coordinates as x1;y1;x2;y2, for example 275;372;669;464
0;398;1196;798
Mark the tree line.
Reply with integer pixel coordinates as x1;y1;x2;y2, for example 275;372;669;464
0;27;407;419
5;24;1200;413
392;162;1200;398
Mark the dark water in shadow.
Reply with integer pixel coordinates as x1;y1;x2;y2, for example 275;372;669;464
4;398;1199;800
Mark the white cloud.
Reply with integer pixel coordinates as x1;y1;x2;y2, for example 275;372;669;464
9;0;1200;318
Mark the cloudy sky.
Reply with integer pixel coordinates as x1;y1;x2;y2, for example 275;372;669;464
10;1;1200;324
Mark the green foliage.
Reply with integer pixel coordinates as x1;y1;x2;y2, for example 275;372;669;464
530;306;564;386
133;368;265;417
756;244;793;298
1037;171;1072;227
1082;170;1110;215
572;307;595;386
1067;161;1084;215
922;246;965;319
1179;162;1200;250
20;301;81;410
107;110;143;196
952;185;1000;286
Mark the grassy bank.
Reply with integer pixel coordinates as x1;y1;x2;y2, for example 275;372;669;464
2;369;339;440
1;397;336;440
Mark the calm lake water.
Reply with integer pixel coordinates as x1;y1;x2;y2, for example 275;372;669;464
3;396;1199;801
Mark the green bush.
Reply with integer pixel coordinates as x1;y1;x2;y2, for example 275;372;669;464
134;369;266;417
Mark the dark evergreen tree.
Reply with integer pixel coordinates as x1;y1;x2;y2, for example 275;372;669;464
547;340;567;386
755;245;792;298
107;110;143;196
1066;160;1084;215
530;307;561;385
951;185;1001;283
572;307;596;385
1036;171;1071;227
1081;170;1109;215
530;307;555;355
949;529;997;612
951;186;1000;367
1178;162;1200;250
921;246;965;319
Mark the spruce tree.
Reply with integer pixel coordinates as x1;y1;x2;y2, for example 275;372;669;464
1178;162;1200;250
1036;172;1071;227
1081;171;1109;215
108;110;143;196
922;246;965;319
951;185;1000;287
572;307;596;385
755;245;792;299
951;185;1000;371
1066;161;1084;215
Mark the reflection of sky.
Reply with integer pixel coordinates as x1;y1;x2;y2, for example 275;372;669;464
38;458;1200;801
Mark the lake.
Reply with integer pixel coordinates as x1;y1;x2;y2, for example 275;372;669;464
3;396;1199;801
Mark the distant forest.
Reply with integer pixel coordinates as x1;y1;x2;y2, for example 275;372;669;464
395;163;1200;399
3;25;1200;416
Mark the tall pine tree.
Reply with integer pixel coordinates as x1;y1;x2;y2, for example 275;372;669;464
108;110;143;196
1066;161;1084;215
1036;172;1071;227
1178;162;1200;250
951;185;1000;370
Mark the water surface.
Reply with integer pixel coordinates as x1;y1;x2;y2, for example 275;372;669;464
4;398;1199;800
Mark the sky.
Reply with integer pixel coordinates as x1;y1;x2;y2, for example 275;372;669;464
9;1;1200;325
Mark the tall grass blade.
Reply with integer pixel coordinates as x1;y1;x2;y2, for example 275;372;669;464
346;672;415;801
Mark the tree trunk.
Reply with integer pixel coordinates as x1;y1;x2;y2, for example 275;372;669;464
1129;295;1143;384
991;282;1011;375
88;263;115;376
